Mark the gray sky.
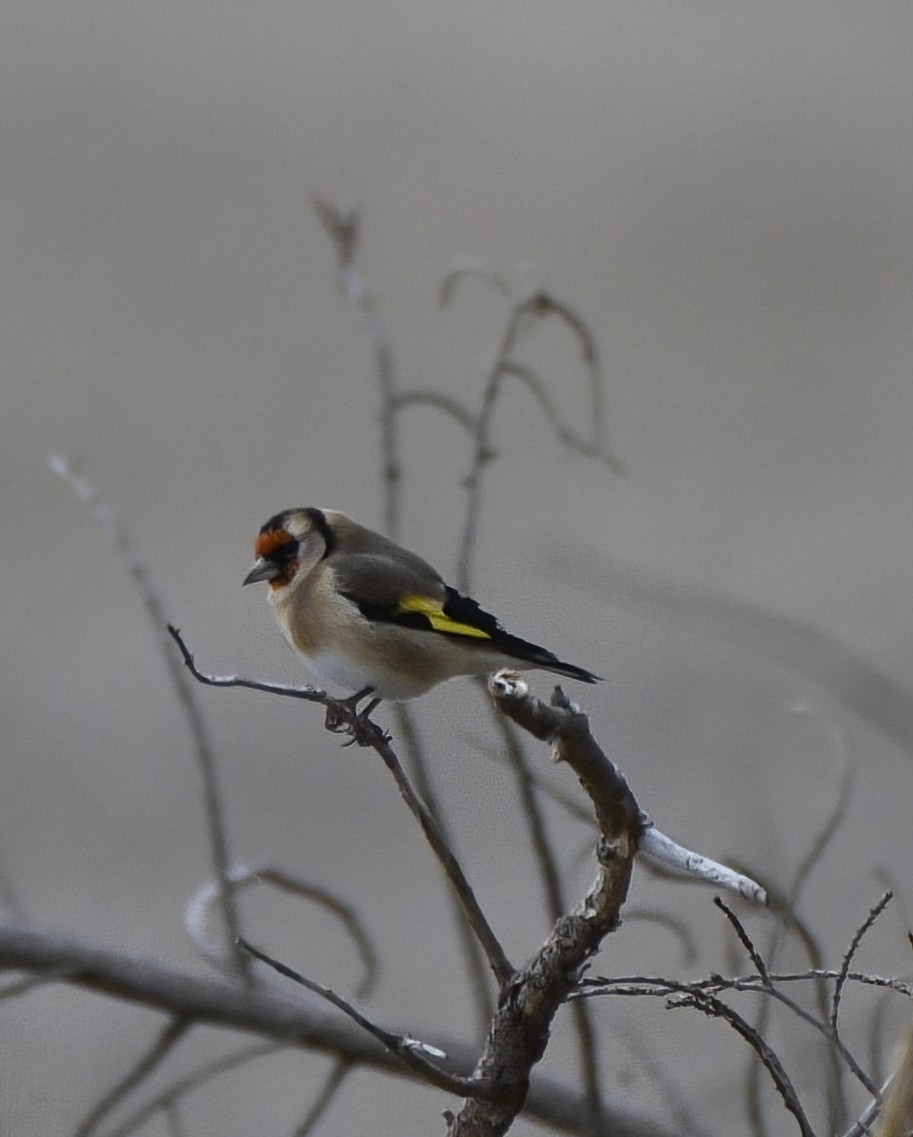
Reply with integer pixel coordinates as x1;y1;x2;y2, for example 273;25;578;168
3;5;913;1133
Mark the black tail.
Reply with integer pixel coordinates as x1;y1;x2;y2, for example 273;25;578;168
504;639;601;684
439;586;600;683
537;655;601;684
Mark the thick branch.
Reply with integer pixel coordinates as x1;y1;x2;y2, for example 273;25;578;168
444;677;640;1137
0;923;673;1137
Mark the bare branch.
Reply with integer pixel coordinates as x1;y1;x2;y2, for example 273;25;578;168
482;683;605;1126
833;891;895;1034
313;198;401;537
169;627;515;990
443;675;640;1137
0;850;25;925
582;952;895;1103
316;205;503;1024
50;459;248;980
291;1059;355;1137
742;740;857;1137
392;704;496;1031
439;262;511;304
240;938;483;1099
73;1016;191;1137
714;897;879;1098
551;547;913;760
167;627;326;704
97;1043;284;1137
390;390;479;435
450;280;622;592
579;969;913;1000
0;923;673;1137
640;828;767;904
788;709;853;907
715;897;771;984
185;865;379;1001
677;988;816;1137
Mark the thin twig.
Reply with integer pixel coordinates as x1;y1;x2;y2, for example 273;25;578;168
465;734;595;824
445;276;623;1119
291;1059;355;1137
316;201;500;1025
580;969;913;1000
98;1043;284;1137
778;733;855;1134
789;714;853;908
625;909;699;967
439;263;511;304
581;961;890;1099
749;868;844;1131
833;891;895;1034
313;199;400;538
0;851;25;925
582;972;815;1136
0;968;78;1001
50;458;248;981
240;937;485;1099
185;865;379;1001
392;704;495;1031
169;627;514;990
497;360;622;468
444;282;622;590
390;391;479;435
73;1016;192;1137
677;989;817;1137
454;291;523;592
715;897;770;984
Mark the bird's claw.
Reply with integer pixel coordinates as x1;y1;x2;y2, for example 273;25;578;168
325;689;385;746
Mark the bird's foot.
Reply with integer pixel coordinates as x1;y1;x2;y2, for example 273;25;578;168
325;688;387;746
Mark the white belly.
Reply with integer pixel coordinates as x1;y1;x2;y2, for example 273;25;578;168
303;646;437;700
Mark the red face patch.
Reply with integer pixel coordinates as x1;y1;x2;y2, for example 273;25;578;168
255;528;294;559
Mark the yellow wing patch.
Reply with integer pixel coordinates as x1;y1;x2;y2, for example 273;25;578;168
398;594;491;639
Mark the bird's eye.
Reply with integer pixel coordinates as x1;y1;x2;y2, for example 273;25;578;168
272;540;299;564
254;527;300;566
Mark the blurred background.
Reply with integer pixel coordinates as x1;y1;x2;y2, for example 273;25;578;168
3;3;913;1133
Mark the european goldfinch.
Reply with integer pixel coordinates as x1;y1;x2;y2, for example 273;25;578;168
243;508;599;707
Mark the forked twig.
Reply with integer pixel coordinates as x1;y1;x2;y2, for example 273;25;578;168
168;627;514;990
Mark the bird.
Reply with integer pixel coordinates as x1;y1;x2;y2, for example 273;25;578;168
243;508;599;719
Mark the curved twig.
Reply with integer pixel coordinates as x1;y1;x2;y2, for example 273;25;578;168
390;391;479;435
439;262;511;305
185;865;379;1001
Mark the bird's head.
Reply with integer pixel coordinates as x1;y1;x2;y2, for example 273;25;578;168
243;508;336;591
